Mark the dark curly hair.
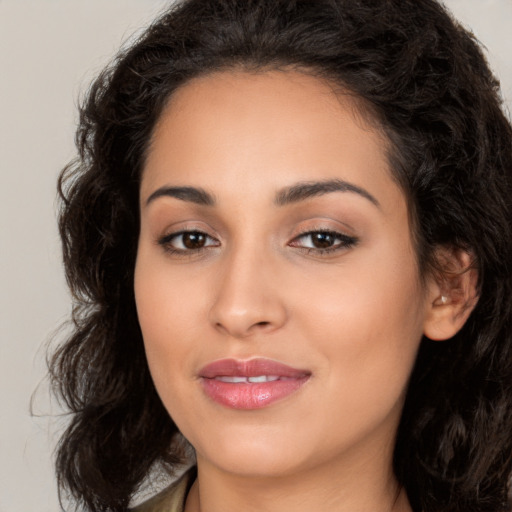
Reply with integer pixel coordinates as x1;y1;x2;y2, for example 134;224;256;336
50;0;512;510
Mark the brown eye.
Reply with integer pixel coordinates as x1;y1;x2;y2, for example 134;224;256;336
310;232;336;249
158;230;219;253
290;230;358;254
182;232;207;249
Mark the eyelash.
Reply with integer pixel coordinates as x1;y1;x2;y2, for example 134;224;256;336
157;229;358;257
157;231;219;256
290;230;358;254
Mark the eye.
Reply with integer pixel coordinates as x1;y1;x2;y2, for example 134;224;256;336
158;230;219;254
290;230;357;254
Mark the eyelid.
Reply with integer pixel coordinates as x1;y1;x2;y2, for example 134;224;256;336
154;218;219;245
154;222;358;257
159;230;218;245
157;229;220;255
288;228;358;254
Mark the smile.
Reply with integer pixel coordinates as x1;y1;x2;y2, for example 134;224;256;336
199;358;311;410
215;375;281;383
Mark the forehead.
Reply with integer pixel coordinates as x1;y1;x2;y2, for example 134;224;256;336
141;69;401;213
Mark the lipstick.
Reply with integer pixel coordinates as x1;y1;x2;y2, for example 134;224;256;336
198;358;311;409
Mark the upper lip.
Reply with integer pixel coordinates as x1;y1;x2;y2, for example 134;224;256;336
199;358;311;379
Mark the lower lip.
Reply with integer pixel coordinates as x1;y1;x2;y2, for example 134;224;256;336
201;377;310;410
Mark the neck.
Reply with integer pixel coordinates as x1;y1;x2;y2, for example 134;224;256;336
184;448;411;512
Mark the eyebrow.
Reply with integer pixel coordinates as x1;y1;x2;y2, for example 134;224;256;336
274;179;380;207
145;178;379;208
146;186;216;206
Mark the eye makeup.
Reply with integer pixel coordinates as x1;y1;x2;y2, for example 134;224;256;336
156;226;358;259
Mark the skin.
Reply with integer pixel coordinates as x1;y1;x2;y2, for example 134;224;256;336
134;70;473;512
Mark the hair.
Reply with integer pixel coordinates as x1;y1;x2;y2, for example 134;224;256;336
50;0;512;510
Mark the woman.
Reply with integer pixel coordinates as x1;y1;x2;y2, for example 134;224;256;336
50;0;512;511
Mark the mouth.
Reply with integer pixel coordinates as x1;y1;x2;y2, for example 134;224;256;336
198;358;311;410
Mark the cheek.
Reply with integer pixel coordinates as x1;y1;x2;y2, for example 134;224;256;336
294;245;423;335
283;263;423;456
135;238;209;336
134;249;204;395
292;243;425;395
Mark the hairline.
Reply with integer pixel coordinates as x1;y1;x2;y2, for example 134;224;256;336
140;62;425;273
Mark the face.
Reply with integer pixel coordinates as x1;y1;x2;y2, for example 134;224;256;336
135;70;435;479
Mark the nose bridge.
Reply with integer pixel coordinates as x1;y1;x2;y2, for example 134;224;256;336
208;238;287;338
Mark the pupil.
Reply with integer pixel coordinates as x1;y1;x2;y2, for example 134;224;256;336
183;232;205;249
312;233;334;248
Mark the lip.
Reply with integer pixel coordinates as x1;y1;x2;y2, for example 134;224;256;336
198;358;311;410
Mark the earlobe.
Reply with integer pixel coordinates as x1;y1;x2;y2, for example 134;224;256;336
423;247;479;341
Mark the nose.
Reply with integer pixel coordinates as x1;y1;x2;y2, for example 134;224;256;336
208;247;288;339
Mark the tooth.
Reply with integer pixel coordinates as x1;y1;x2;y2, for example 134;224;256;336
247;375;280;383
214;375;283;383
217;376;247;383
248;375;267;383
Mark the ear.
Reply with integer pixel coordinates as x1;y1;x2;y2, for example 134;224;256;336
423;247;479;341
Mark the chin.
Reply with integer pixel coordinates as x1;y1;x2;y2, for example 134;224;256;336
190;423;313;477
202;449;308;478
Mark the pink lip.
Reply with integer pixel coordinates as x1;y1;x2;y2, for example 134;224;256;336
199;358;311;410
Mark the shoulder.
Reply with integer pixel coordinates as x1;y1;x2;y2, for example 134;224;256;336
131;468;196;512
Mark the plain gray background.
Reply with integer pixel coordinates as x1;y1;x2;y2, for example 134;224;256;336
1;1;511;510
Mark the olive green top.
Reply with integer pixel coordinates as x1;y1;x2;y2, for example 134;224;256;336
132;469;195;512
